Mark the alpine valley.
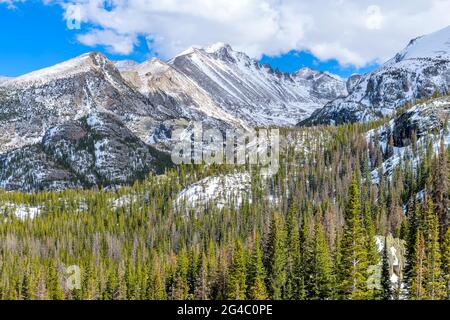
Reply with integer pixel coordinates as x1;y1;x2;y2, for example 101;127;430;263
1;24;450;301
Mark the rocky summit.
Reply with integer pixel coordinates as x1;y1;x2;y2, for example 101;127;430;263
300;26;450;126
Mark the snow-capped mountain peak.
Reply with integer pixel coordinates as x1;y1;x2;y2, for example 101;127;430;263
390;25;450;63
113;59;138;72
170;42;240;64
0;76;12;84
0;42;348;190
300;25;450;126
128;58;171;78
161;43;347;126
5;52;114;87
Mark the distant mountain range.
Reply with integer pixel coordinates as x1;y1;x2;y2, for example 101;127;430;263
300;25;450;126
1;26;449;191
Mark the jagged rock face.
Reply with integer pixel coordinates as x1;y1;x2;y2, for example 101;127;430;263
346;74;362;94
121;57;248;132
300;26;450;126
0;145;81;192
0;52;176;154
0;113;171;192
367;96;450;183
392;97;450;147
123;43;347;128
170;45;347;126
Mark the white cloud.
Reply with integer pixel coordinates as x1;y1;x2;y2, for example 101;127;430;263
366;5;384;30
0;0;25;9
76;29;137;54
8;0;450;67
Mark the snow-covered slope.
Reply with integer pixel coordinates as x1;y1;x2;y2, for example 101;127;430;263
123;43;347;127
301;26;450;126
121;57;248;130
0;112;170;192
367;95;450;183
0;52;178;154
0;76;11;84
390;25;450;63
113;60;138;72
0;45;347;191
175;172;252;210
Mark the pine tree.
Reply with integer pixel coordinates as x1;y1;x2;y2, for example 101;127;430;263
152;272;167;300
247;234;268;300
264;211;287;300
410;231;426;300
363;199;378;266
227;240;247;300
380;238;392;300
284;203;301;299
306;219;333;299
424;201;444;300
432;139;449;239
21;273;30;300
172;250;190;300
405;201;420;290
194;253;210;300
441;228;450;299
339;178;370;299
47;261;64;300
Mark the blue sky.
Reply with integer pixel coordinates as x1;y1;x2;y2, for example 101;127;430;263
0;2;152;76
0;1;381;77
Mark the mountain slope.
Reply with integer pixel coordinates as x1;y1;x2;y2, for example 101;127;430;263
122;43;347;127
367;95;450;183
0;112;170;192
0;76;11;84
0;44;350;191
0;52;177;154
300;26;450;126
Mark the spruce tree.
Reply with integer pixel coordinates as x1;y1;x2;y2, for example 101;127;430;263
247;234;268;300
410;231;426;299
284;203;301;299
339;178;370;299
363;199;378;266
172;250;190;300
264;211;287;300
306;219;333;299
195;253;210;300
441;228;450;299
227;240;247;300
21;273;30;301
424;201;444;300
405;201;419;290
380;238;392;300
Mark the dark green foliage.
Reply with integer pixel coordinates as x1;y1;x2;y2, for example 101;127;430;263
0;106;450;300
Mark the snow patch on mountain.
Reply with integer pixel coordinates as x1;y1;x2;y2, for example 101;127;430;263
123;43;347;128
301;26;450;126
0;76;12;85
175;172;252;210
0;202;42;220
390;25;450;63
368;96;450;183
5;52;112;87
